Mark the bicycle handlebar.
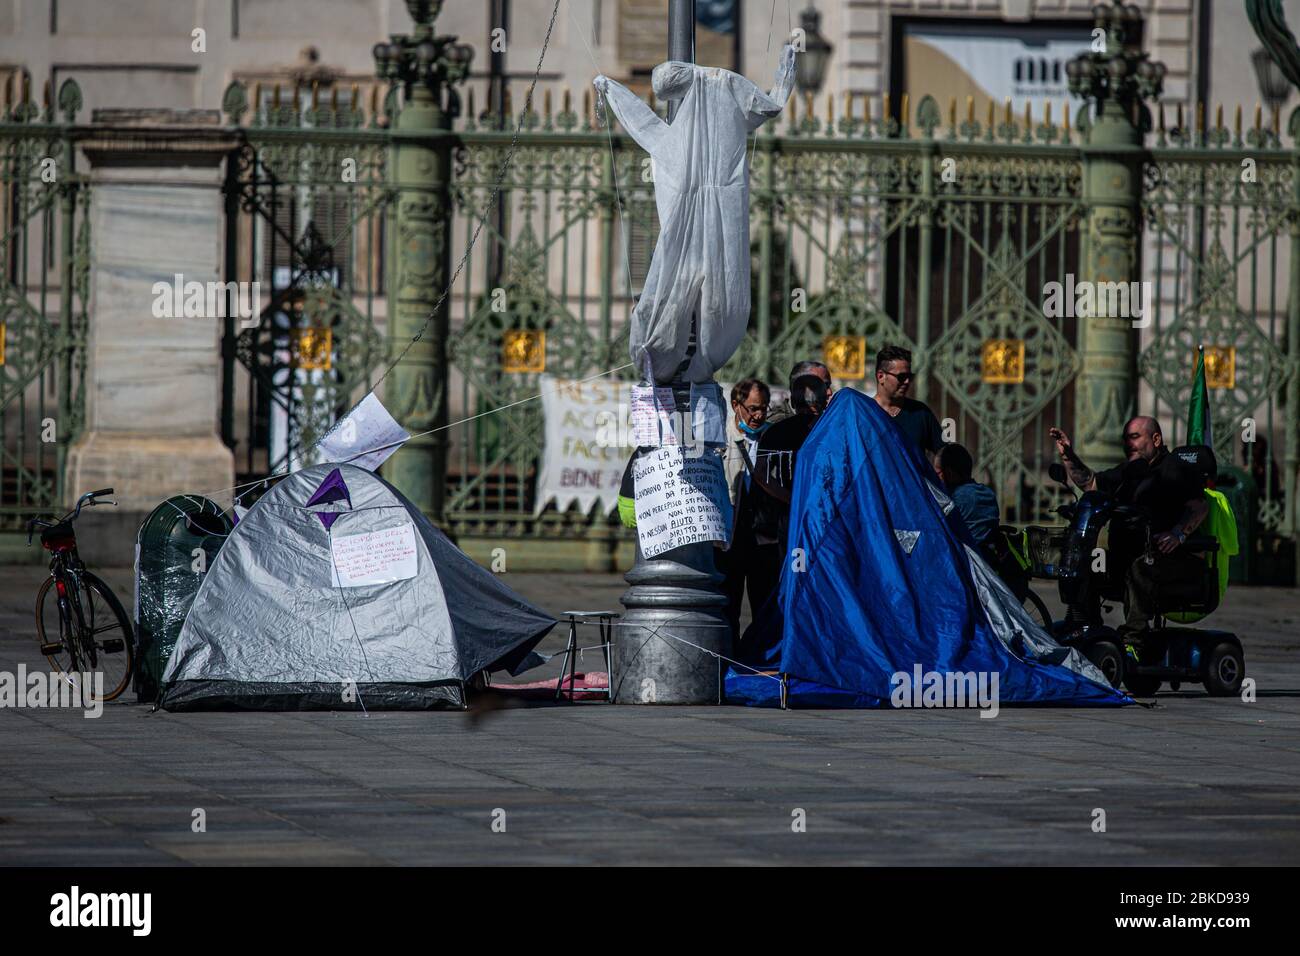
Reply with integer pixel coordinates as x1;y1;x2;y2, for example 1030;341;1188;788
26;488;117;545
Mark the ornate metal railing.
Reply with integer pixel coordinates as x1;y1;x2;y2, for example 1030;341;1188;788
0;79;90;533
213;82;1299;571
220;82;392;480
1140;105;1298;550
444;94;1095;534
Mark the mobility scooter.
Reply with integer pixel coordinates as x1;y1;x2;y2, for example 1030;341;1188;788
1025;452;1245;697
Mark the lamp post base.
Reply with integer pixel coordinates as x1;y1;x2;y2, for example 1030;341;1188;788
615;539;730;704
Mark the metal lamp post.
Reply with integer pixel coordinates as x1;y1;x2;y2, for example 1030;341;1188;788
372;0;473;526
615;0;732;705
1251;47;1292;117
794;3;833;95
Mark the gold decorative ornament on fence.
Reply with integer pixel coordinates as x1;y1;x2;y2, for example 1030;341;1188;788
1202;345;1236;389
822;335;866;379
502;329;545;373
981;339;1025;385
292;328;333;371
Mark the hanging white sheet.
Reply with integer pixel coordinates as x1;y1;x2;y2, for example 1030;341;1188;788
594;45;797;384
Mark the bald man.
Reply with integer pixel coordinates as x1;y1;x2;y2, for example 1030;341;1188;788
1049;417;1209;655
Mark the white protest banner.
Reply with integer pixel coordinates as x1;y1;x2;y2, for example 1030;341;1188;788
632;447;732;558
329;523;419;587
536;375;633;515
318;391;410;471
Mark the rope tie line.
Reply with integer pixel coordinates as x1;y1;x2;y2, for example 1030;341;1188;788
613;615;783;683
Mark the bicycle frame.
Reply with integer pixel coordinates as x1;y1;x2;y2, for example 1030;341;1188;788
29;489;115;671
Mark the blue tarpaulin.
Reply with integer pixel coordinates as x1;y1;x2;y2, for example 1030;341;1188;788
725;390;1128;708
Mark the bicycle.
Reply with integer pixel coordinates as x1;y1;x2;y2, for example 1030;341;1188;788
27;488;135;703
992;524;1054;630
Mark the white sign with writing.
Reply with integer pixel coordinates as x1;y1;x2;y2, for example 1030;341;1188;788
318;391;410;472
631;384;678;447
633;447;732;558
329;523;419;587
536;375;633;515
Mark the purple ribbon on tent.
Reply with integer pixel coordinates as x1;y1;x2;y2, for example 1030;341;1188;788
306;467;352;530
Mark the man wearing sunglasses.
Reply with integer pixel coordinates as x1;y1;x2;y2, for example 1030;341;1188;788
873;345;944;461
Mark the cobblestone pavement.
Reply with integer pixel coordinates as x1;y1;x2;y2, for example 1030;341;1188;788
1;565;1297;865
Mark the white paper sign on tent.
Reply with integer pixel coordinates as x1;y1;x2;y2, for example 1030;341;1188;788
318;391;410;471
329;523;419;587
632;447;732;558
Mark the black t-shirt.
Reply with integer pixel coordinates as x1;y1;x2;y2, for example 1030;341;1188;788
887;398;944;457
1094;448;1204;533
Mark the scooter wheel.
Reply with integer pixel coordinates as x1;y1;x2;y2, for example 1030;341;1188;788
1124;673;1161;697
1203;642;1245;697
1085;640;1124;689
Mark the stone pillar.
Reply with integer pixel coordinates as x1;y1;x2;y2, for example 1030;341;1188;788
65;111;236;560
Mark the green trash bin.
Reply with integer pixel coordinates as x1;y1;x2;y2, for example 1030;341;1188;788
1215;465;1256;585
134;496;232;702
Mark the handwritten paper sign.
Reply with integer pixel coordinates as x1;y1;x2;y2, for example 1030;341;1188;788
329;523;419;587
631;385;678;447
632;447;732;558
318;391;410;472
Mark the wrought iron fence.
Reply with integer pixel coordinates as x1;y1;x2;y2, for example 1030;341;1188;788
446;94;1090;531
438;89;1297;557
4;75;1294;567
0;79;89;532
1139;107;1296;544
220;82;391;480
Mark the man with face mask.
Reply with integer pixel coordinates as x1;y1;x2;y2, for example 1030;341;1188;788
719;379;783;640
1049;417;1210;656
731;362;832;666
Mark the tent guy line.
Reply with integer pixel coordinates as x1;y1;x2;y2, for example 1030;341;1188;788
327;522;379;710
749;0;793;173
613;615;783;688
145;360;637;545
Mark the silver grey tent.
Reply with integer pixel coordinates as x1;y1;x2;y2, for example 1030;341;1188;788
159;464;555;711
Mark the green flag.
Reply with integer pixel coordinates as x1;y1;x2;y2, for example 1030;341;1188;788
1187;347;1214;447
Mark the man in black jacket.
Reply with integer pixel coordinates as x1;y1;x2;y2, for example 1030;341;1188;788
1049;417;1209;654
736;361;832;663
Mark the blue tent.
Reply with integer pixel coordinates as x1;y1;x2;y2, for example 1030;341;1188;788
725;390;1128;708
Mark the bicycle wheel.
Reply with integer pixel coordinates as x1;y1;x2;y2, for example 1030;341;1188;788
36;571;135;702
1021;589;1053;630
35;575;84;687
